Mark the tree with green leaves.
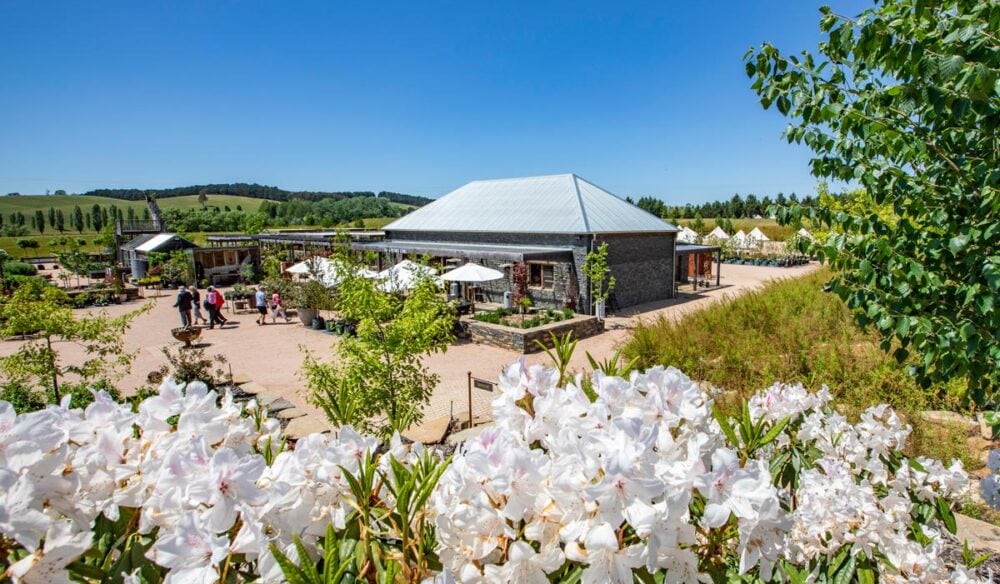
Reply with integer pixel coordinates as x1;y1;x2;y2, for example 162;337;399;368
91;203;104;232
56;238;95;288
15;238;38;258
55;209;66;232
33;209;45;234
0;279;147;405
582;242;616;317
72;204;84;233
305;256;454;438
747;0;999;405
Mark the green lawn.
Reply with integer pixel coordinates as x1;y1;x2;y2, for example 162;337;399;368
0;193;266;217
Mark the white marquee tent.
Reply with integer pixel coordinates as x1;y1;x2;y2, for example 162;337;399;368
677;226;699;243
748;227;770;242
707;226;730;240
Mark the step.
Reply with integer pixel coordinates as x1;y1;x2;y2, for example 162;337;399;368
402;415;452;445
276;407;306;420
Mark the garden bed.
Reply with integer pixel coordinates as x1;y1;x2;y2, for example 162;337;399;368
466;313;603;353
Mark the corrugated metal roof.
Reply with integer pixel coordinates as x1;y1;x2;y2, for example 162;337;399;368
386;174;677;234
135;233;178;252
121;233;158;252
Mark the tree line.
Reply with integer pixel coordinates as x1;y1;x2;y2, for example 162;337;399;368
81;183;433;206
627;192;819;220
2;203;141;236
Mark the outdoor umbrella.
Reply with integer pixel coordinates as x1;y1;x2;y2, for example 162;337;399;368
285;257;376;287
439;262;504;283
376;259;438;292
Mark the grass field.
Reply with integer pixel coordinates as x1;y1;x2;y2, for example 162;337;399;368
0;194;266;217
622;269;976;469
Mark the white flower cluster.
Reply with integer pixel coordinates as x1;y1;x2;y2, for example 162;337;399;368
431;361;977;583
0;380;422;583
0;365;982;583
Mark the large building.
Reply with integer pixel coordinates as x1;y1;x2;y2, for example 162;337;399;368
356;174;679;313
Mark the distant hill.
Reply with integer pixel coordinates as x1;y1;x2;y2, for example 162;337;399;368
80;183;433;206
0;194;266;215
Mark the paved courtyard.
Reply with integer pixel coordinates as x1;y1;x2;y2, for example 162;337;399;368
0;262;819;428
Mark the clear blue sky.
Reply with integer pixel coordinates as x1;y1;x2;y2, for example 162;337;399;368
0;1;867;203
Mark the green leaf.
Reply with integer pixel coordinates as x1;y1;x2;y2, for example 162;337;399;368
759;415;792;446
937;497;957;534
713;407;740;447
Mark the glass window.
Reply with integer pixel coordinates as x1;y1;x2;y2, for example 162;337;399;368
529;263;554;290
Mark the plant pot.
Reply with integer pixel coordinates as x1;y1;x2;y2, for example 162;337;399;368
595;299;606;320
311;316;326;330
297;308;317;326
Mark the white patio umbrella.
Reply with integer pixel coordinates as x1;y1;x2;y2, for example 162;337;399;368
439;262;504;283
285;257;375;286
376;259;438;292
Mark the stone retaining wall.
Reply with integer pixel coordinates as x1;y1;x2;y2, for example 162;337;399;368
466;314;604;353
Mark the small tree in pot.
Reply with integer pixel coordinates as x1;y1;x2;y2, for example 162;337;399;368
582;242;615;320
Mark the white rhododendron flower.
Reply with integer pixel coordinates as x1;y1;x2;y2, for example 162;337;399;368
0;365;984;583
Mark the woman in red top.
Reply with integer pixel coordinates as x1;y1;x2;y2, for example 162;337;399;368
213;287;228;325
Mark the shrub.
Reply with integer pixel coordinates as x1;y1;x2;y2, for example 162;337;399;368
0;364;980;582
2;261;37;276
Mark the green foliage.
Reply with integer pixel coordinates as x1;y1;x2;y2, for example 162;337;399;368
0;279;148;404
582;242;615;306
159;250;194;285
2;261;37;276
747;0;999;405
306;257;454;438
622;270;963;415
272;450;449;583
147;346;228;388
536;331;577;385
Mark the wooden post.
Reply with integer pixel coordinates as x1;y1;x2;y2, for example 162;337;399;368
467;371;473;429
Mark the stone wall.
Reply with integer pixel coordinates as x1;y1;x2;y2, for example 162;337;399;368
598;233;676;309
466;314;604;354
384;229;676;313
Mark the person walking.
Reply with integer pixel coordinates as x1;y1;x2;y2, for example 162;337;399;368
255;286;269;325
173;285;193;328
213;286;229;326
190;286;208;325
205;286;226;329
270;290;290;323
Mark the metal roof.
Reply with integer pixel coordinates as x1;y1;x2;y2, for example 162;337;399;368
385;174;678;235
135;233;179;253
121;233;158;252
676;243;721;254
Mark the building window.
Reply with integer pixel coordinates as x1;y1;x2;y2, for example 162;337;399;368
529;263;555;290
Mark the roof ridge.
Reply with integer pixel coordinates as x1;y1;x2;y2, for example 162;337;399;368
570;174;591;233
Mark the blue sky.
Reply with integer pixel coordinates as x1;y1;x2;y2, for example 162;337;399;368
0;1;867;203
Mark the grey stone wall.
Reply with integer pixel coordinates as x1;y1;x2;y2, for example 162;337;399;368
597;233;676;309
383;229;676;313
467;315;605;353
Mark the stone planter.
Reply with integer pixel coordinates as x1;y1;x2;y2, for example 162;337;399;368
297;308;317;326
467;315;604;353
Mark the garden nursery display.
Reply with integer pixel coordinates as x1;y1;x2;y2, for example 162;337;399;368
0;360;986;583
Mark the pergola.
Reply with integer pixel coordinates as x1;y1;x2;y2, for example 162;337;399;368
675;243;722;290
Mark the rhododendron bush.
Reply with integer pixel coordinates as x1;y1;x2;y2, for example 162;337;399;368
0;361;982;583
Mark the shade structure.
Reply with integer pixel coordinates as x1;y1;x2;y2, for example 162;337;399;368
285;257;376;286
376;259;438;293
732;229;749;248
707;226;729;240
748;227;770;242
440;262;504;283
677;226;699;243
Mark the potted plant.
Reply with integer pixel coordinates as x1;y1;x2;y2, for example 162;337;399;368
294;280;334;326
